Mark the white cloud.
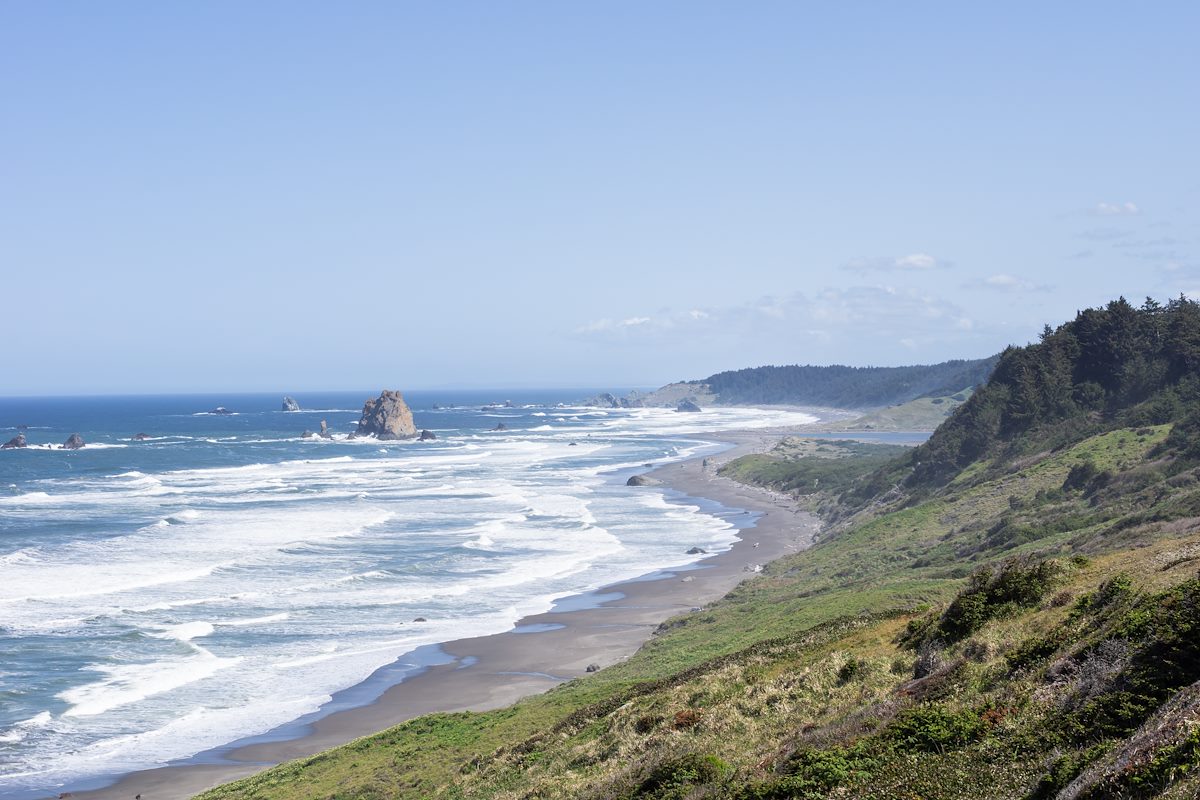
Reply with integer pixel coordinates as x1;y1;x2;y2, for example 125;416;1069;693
842;252;946;272
1093;201;1140;216
985;274;1023;288
894;253;938;270
576;316;658;334
964;273;1050;293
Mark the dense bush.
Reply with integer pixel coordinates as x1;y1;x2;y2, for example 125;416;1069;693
735;744;879;800
634;753;729;798
934;557;1063;642
885;703;984;752
1063;578;1200;742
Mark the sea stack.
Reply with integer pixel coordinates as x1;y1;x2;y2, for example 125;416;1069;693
282;396;301;412
675;399;702;413
355;390;417;440
61;433;85;449
2;433;27;449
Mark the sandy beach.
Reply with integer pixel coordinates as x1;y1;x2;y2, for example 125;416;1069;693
68;429;818;800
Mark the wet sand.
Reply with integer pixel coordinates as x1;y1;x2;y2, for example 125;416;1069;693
69;430;817;800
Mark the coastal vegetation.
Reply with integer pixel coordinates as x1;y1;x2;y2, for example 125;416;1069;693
200;298;1200;799
684;356;996;408
591;357;994;411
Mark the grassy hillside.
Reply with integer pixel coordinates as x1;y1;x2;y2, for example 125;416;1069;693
200;299;1200;800
814;386;975;432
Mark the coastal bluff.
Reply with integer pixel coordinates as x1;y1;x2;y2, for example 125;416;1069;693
355;390;417;440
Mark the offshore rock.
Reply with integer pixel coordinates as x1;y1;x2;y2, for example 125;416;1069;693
675;399;702;413
282;396;301;412
355;390;417;440
61;433;85;450
626;474;662;487
2;433;27;449
584;392;621;408
133;432;150;441
210;406;234;415
419;429;437;441
492;422;508;432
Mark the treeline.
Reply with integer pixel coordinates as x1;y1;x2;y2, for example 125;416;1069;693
906;297;1200;487
701;357;997;407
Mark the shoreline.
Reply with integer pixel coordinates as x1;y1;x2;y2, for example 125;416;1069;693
67;428;819;800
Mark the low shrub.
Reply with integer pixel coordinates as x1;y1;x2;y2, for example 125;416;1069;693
634;753;729;798
935;557;1063;642
885;703;984;753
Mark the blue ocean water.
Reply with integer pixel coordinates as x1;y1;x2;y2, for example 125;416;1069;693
0;391;819;796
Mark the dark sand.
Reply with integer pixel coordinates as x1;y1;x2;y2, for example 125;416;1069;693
68;430;817;800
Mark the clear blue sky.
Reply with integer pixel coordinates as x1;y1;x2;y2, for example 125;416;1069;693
2;2;1197;394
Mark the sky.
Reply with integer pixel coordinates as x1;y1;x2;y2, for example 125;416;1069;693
2;2;1197;395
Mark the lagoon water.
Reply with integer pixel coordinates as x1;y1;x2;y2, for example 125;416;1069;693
0;391;817;796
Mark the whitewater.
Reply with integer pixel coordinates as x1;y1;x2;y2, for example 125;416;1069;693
0;391;816;796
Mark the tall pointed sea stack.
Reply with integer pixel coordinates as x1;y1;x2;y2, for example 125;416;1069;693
355;390;418;440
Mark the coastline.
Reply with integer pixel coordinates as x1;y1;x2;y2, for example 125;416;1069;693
67;429;819;800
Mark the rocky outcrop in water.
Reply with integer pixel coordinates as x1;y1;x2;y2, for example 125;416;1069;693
133;432;150;441
492;422;508;432
675;399;702;413
209;406;234;415
318;419;333;439
282;396;300;412
355;390;417;440
2;433;27;449
584;384;715;409
626;474;662;486
419;429;437;441
61;433;84;449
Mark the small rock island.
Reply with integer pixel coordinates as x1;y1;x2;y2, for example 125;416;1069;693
282;396;301;412
355;390;418;440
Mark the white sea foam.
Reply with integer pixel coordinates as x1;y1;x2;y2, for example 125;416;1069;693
156;621;215;641
219;612;290;626
60;650;242;717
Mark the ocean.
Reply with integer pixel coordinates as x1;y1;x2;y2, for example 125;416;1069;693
0;391;818;797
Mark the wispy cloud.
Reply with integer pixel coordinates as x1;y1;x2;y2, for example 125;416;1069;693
573;285;982;357
1092;201;1140;216
842;252;946;272
577;316;654;333
964;273;1051;293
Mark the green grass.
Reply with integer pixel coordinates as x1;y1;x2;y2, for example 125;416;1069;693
717;438;907;500
827;386;976;433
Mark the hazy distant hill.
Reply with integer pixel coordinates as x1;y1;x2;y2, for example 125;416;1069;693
607;356;997;409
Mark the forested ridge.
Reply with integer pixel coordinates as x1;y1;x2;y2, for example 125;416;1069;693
697;357;997;407
902;296;1200;488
